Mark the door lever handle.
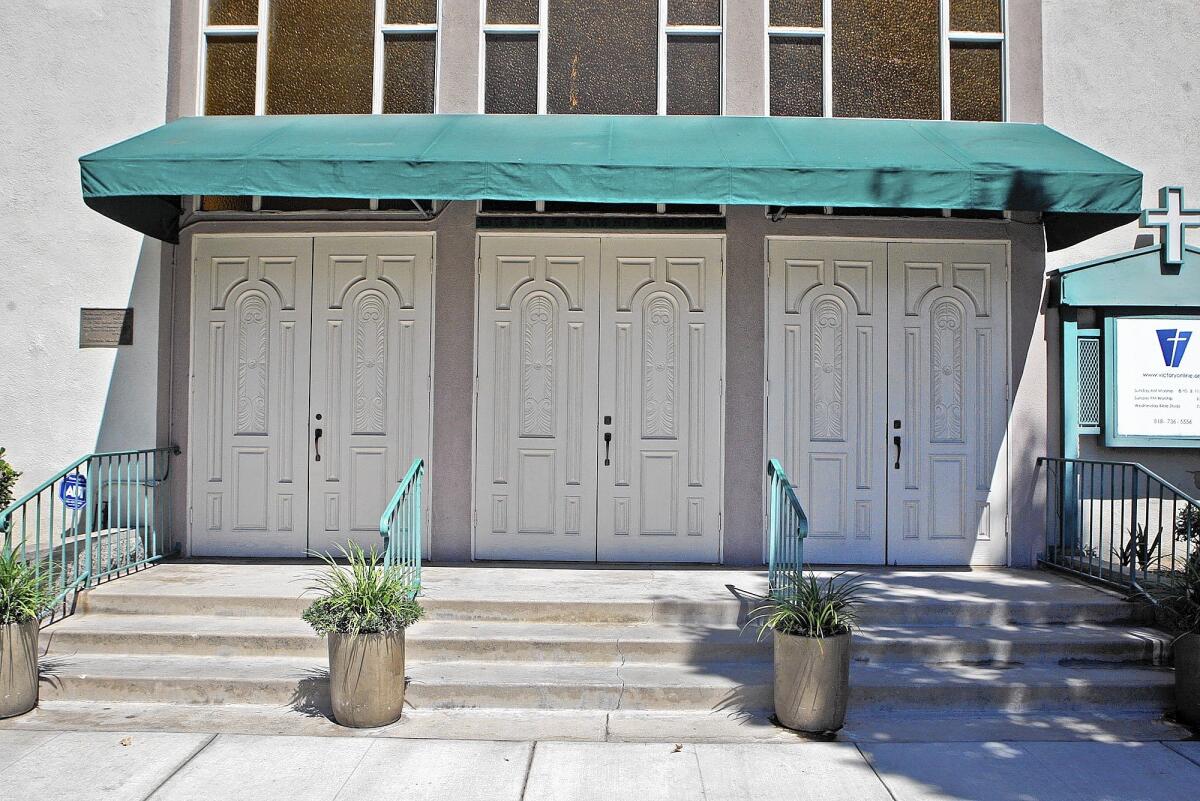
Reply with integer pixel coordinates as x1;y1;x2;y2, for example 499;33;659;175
893;434;902;470
314;427;323;462
603;432;612;466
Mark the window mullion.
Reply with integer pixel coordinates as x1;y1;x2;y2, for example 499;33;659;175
821;0;832;117
657;0;668;116
373;0;386;115
939;0;951;120
537;0;549;114
254;0;269;116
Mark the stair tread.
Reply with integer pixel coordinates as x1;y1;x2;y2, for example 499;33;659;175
44;613;1169;647
40;651;1174;688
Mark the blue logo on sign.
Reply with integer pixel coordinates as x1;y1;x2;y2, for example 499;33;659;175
59;474;88;511
1156;329;1193;368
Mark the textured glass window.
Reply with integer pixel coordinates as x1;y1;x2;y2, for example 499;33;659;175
667;36;720;115
204;35;257;116
201;196;253;212
770;0;823;28
486;34;539;114
386;0;438;25
543;202;658;214
383;34;437;113
547;0;658;115
480;200;539;212
266;0;374;115
831;0;940;120
950;42;1002;121
667;0;720;26
208;0;258;26
769;36;823;117
950;0;1002;32
261;197;372;211
487;0;540;25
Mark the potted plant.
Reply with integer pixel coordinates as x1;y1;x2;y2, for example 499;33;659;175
1151;549;1200;726
1;550;54;718
302;543;423;728
748;570;864;733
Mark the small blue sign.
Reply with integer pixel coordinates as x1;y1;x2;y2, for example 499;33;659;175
59;473;88;511
1156;328;1193;368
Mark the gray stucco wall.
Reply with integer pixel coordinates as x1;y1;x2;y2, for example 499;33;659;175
1042;0;1200;496
0;1;171;497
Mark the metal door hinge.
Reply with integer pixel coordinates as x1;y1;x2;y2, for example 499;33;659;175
718;513;723;533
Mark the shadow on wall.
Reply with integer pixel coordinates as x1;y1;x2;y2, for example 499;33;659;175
94;236;162;456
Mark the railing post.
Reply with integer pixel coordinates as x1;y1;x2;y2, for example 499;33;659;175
1128;470;1140;593
83;456;95;589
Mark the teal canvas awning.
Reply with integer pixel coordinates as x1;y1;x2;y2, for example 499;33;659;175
79;114;1143;248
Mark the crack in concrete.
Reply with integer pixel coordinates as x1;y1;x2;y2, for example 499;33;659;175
614;635;628;713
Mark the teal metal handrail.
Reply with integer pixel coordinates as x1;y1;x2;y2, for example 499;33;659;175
1038;455;1200;596
0;446;178;614
767;458;808;600
379;457;424;593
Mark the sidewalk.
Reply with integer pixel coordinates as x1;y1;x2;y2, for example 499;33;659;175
3;730;1200;801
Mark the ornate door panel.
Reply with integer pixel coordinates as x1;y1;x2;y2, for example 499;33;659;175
475;236;602;560
309;235;435;555
886;243;1008;565
190;236;313;556
766;239;889;564
596;237;724;562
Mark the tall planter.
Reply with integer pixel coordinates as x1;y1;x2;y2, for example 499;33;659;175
0;620;38;718
774;630;851;733
1176;633;1200;726
328;630;406;728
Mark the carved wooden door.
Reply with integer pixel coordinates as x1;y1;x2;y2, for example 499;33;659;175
886;242;1008;565
308;235;435;555
596;236;725;562
190;236;313;556
474;235;602;560
765;239;889;564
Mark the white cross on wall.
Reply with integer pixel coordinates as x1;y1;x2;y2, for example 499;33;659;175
1141;186;1200;266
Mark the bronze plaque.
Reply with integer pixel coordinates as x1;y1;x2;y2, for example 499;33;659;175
80;308;134;348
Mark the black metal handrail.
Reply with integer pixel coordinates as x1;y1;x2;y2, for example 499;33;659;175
1037;456;1200;597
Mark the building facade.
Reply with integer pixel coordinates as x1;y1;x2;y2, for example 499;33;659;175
3;1;1198;568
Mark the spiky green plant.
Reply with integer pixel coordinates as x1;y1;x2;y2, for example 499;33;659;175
0;549;55;625
1151;552;1200;639
301;542;423;636
747;571;866;640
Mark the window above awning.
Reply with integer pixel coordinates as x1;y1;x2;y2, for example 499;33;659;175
79;114;1143;248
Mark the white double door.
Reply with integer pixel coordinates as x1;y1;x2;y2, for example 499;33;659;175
190;234;433;557
475;235;725;562
767;239;1009;565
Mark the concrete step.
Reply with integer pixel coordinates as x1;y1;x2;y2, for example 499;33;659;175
78;588;1148;628
42;615;767;663
42;615;1171;667
7;701;1191;744
852;624;1172;666
37;652;1174;714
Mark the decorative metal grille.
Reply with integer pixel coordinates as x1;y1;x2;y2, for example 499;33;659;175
1077;335;1101;429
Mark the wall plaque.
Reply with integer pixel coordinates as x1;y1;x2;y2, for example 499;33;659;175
80;308;134;348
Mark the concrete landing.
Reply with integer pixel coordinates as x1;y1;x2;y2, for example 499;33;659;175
17;562;1181;742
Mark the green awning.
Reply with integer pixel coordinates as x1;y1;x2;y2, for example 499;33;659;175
80;114;1143;248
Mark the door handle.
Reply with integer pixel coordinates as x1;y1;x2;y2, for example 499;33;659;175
893;434;902;470
603;432;612;466
314;427;323;462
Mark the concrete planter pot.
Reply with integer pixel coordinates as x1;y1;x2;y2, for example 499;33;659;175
327;630;406;728
0;620;39;718
773;630;851;733
1175;632;1200;726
